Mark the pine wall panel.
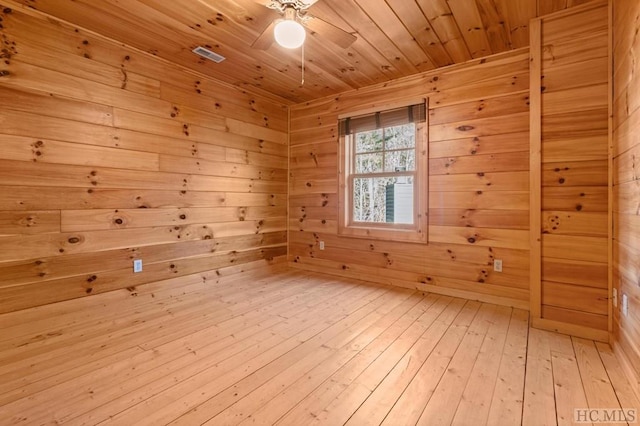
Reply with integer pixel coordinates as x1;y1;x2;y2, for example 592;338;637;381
530;0;609;339
0;5;288;313
289;50;531;309
612;0;640;394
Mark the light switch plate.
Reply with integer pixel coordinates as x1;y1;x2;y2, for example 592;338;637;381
133;259;143;273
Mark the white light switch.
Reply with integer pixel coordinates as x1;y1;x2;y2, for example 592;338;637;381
133;259;143;273
319;241;325;250
622;293;628;317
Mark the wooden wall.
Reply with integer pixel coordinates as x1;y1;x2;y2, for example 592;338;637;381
530;0;610;339
612;0;640;393
0;5;288;313
289;49;531;309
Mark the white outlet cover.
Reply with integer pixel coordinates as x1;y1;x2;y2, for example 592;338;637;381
493;259;503;272
133;259;143;273
319;241;325;250
622;293;628;317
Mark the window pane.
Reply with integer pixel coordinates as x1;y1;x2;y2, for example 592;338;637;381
353;176;414;224
384;149;415;172
355;152;383;174
384;124;415;150
355;129;383;153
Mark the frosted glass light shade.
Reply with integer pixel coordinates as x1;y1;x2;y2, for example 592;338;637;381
274;20;306;49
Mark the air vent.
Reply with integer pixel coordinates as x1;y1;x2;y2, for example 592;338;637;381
192;46;226;63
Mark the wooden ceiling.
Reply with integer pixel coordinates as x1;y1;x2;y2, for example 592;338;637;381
9;0;595;103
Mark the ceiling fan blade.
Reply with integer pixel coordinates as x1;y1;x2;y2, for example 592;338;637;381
303;15;357;49
300;0;320;7
252;20;276;50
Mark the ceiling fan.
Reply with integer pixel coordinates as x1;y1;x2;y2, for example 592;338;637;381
251;0;357;50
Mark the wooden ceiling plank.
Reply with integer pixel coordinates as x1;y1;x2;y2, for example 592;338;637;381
217;0;373;92
384;0;454;67
416;0;473;63
307;1;405;82
111;0;344;100
196;0;276;35
96;0;354;100
446;0;493;59
352;0;435;72
316;0;421;76
303;15;357;49
475;0;512;53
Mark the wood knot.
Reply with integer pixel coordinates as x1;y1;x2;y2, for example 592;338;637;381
68;237;81;244
87;275;97;283
467;237;476;244
0;70;10;77
456;125;475;131
114;218;123;225
559;178;565;184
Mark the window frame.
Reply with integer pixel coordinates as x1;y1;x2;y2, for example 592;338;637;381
338;99;429;244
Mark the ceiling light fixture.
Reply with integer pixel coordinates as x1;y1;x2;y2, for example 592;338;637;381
274;6;306;49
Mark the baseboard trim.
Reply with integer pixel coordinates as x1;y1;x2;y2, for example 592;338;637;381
288;262;529;311
531;317;609;342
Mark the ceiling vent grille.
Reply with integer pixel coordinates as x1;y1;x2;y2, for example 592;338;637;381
192;46;226;63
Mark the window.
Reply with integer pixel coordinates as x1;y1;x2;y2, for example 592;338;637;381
338;100;428;243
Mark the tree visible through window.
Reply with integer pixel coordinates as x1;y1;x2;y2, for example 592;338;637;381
352;124;416;224
338;101;428;243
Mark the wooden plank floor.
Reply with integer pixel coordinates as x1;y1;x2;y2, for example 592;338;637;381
0;269;637;425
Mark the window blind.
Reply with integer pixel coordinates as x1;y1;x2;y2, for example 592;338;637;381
338;102;426;137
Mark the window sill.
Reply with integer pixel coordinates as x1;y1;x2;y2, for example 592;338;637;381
338;225;428;244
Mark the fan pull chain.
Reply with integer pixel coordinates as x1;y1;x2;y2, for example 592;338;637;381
301;42;305;86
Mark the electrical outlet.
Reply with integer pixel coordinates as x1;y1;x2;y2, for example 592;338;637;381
319;241;325;250
613;288;618;307
133;259;143;273
622;293;628;317
493;259;503;272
